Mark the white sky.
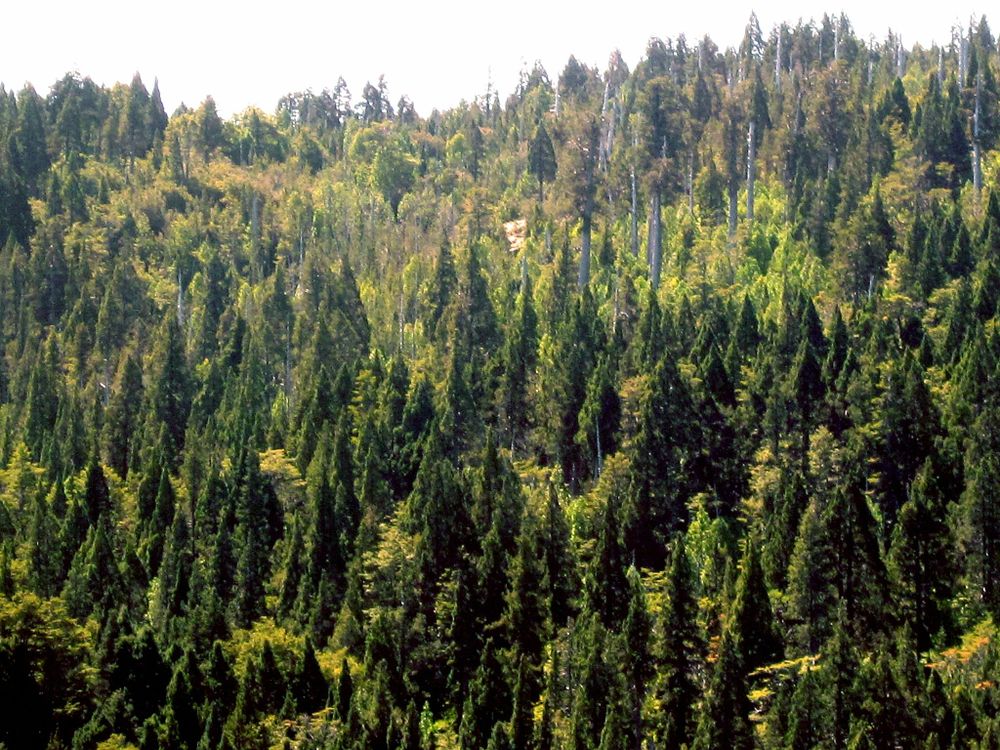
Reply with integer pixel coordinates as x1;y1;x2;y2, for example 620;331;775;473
1;2;990;118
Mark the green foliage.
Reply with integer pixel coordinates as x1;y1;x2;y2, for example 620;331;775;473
3;21;1000;749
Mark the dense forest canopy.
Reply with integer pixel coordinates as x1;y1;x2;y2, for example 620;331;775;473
5;12;1000;749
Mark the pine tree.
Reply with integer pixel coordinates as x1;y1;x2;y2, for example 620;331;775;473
621;566;652;750
145;312;192;465
586;487;629;629
528;121;557;203
623;353;698;569
505;512;547;668
509;656;536;750
459;640;511;750
888;461;957;650
787;498;837;654
233;446;277;628
729;534;782;673
570;615;613;750
960;392;1000;620
541;482;577;629
691;629;753;750
499;269;538;455
874;354;939;538
785;663;828;750
102;352;143;479
656;535;701;749
430;236;457;340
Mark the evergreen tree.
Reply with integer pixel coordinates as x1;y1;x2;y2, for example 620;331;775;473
888;461;957;650
623;353;698;569
621;566;652;750
691;629;753;750
729;534;782;673
528;121;557;203
656;535;701;749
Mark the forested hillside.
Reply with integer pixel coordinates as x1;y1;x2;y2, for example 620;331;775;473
4;13;1000;749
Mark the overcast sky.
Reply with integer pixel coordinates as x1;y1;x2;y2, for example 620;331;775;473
1;2;991;117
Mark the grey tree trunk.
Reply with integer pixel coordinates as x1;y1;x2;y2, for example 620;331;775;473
688;150;695;212
974;72;983;193
747;120;756;224
648;191;662;289
630;167;639;256
578;214;592;289
775;34;782;92
177;269;185;328
595;414;603;478
728;181;738;237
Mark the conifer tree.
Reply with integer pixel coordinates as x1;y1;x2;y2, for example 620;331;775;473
621;566;652;750
541;482;577;629
888;461;957;650
505;512;547;668
587;487;629;629
729;534;782;673
528;121;557;203
691;629;753;750
623;353;698;569
656;534;701;749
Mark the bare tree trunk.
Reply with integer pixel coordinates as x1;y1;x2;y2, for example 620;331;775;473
974;72;983;193
285;322;292;398
176;269;185;328
746;120;756;224
251;192;261;280
728;180;738;237
630;167;639;256
595;413;603;478
578;214;592;289
648;191;662;289
959;35;965;84
688;150;695;213
775;34;782;92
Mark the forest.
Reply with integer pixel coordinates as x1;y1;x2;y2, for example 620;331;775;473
3;11;1000;749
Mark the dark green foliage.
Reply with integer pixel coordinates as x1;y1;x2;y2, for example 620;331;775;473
729;534;782;672
656;535;702;749
528;121;557;202
888;461;957;650
691;629;753;750
623;353;698;569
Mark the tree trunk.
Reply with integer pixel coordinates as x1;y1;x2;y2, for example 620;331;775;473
578;214;592;289
688;150;695;213
176;269;185;328
648;191;662;289
746;120;756;224
974;73;983;193
775;34;782;92
630;167;640;256
728;180;738;237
